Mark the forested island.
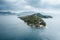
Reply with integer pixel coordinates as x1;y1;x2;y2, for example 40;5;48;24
18;13;52;28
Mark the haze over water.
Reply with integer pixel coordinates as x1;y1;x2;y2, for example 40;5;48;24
0;13;60;40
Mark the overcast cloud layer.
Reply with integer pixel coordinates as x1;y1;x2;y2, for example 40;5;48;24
0;0;60;14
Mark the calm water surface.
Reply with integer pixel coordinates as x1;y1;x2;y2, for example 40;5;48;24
0;14;60;40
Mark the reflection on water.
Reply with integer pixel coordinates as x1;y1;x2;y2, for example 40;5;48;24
0;14;60;40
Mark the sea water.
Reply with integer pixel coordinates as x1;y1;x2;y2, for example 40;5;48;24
0;14;60;40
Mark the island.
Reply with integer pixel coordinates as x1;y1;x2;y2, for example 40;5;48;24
18;13;52;28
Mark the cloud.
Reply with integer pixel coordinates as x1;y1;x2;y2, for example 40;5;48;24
0;0;60;14
0;0;27;10
26;0;60;10
5;0;17;3
40;0;60;10
41;0;60;5
26;0;40;7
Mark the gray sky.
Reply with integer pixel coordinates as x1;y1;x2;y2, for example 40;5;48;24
0;0;60;14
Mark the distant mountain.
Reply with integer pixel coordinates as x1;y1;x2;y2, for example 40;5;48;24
17;11;34;17
18;11;52;18
0;11;15;15
18;12;52;18
33;13;53;18
0;11;52;18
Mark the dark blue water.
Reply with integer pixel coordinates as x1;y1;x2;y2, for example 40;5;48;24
0;14;60;40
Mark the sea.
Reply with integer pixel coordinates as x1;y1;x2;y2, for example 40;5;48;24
0;12;60;40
